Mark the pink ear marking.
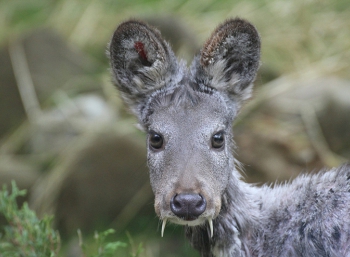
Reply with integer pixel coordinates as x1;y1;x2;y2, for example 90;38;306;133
134;41;148;62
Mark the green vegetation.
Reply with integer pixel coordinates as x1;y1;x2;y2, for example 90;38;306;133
0;182;134;257
0;182;60;256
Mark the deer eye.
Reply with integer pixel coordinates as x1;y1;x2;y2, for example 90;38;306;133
211;131;225;149
149;131;164;150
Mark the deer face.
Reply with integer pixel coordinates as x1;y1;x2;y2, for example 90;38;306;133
146;89;235;228
109;18;260;235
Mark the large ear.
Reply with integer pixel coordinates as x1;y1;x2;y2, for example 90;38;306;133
109;20;179;115
192;18;261;104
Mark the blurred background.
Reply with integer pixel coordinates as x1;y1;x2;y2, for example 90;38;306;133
0;0;349;256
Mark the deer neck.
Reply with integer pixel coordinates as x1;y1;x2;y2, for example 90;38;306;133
187;173;259;257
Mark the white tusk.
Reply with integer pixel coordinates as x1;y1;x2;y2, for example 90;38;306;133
161;218;167;237
209;218;213;238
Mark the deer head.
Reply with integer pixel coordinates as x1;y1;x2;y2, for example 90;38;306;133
109;18;260;237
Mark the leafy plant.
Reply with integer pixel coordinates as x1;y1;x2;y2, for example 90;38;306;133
78;228;129;257
0;181;141;257
0;181;60;257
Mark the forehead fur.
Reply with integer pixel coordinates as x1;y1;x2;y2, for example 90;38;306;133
142;84;235;128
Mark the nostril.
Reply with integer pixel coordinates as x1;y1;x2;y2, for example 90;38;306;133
170;193;206;220
172;194;182;209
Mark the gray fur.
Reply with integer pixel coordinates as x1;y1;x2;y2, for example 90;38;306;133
108;19;184;123
109;18;350;257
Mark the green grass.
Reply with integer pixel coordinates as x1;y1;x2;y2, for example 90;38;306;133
0;181;198;256
0;182;146;257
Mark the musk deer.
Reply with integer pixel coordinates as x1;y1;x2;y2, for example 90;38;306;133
108;18;350;257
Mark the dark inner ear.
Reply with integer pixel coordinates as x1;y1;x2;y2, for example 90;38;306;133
109;20;163;75
199;18;261;91
201;18;260;66
109;19;180;118
222;55;243;82
134;41;152;67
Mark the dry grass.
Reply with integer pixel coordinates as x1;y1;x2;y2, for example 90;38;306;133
1;0;349;78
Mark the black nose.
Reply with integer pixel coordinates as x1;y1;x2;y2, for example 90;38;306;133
170;193;206;220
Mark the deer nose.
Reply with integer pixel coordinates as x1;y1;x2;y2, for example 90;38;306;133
170;193;206;220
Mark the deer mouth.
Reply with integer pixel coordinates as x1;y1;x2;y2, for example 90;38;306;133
161;217;214;238
155;190;219;237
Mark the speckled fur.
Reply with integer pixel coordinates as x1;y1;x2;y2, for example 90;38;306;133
109;18;350;257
